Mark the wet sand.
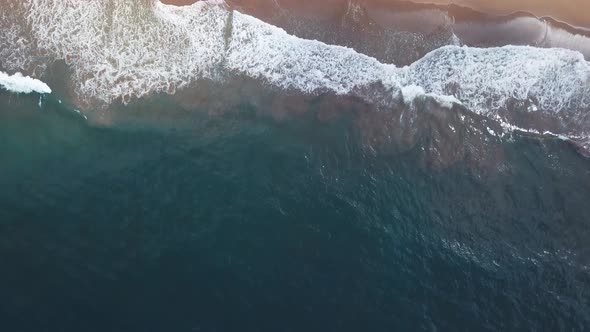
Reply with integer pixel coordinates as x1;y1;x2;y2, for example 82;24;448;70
161;0;590;29
160;0;590;64
412;0;590;29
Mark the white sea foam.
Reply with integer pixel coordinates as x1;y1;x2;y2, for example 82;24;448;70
23;0;229;103
401;85;462;108
0;71;51;94
403;45;590;116
227;11;401;94
2;0;590;141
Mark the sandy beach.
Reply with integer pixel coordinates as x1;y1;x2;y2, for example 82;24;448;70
161;0;590;29
158;0;590;63
412;0;589;29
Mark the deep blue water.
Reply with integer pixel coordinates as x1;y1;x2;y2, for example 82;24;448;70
1;92;590;331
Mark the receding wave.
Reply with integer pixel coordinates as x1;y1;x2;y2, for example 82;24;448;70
1;0;589;146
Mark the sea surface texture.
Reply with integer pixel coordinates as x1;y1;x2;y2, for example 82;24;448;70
1;0;590;331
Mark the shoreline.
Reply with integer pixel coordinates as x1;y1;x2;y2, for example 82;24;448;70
411;0;589;30
159;0;590;62
160;0;590;30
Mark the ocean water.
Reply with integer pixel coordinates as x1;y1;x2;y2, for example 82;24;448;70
1;91;590;331
2;0;590;331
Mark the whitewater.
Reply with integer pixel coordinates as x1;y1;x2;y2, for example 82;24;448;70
1;0;589;142
0;71;51;94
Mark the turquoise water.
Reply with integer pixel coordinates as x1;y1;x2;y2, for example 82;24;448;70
1;92;590;331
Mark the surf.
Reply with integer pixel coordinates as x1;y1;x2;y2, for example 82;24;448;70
1;0;589;153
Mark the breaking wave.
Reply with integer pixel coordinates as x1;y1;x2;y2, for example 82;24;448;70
404;45;590;116
1;0;589;143
0;71;51;94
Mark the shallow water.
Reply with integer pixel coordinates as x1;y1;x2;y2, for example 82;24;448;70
1;92;590;331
